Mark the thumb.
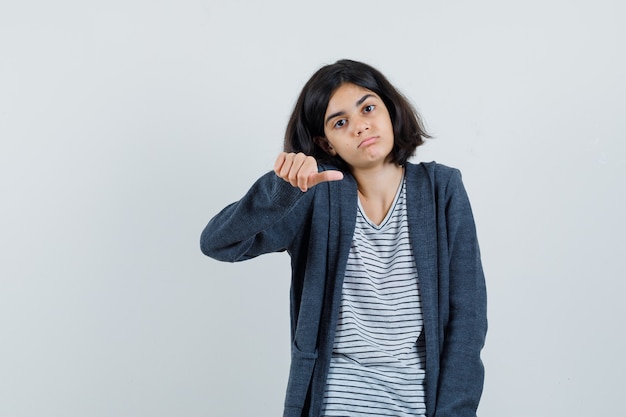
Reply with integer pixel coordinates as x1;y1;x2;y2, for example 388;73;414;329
308;170;344;188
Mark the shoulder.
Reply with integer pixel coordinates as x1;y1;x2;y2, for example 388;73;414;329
406;161;463;190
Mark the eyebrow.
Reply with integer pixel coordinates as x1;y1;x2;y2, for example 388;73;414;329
325;93;376;125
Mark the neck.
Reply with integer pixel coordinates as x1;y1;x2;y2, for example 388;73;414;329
352;161;404;201
352;162;403;226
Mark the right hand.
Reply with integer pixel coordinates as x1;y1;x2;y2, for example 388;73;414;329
273;152;344;192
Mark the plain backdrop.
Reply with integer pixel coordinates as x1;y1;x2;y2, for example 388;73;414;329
1;1;624;416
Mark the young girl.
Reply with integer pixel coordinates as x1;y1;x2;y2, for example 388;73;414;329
200;59;487;417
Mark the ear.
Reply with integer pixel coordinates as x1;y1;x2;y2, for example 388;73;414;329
313;136;336;156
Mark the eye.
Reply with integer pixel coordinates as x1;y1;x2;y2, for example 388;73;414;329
334;119;347;129
363;104;375;113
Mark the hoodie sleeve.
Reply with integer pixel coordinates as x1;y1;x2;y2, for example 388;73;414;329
200;171;314;262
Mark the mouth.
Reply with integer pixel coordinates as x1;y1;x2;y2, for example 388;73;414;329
358;136;378;148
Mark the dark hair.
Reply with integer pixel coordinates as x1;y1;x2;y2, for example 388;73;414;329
284;59;430;170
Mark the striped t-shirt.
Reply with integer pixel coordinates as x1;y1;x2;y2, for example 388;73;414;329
321;174;426;417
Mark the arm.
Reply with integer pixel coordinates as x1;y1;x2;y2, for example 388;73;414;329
435;169;488;417
200;171;310;262
200;153;343;262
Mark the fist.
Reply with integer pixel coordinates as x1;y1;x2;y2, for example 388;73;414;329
273;152;344;192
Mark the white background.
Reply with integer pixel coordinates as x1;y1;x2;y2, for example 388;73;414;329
1;1;624;416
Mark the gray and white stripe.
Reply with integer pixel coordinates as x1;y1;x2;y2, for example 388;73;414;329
322;175;426;416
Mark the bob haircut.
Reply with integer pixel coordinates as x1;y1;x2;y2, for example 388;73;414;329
284;59;430;171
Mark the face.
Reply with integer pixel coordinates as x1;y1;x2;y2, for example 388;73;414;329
320;83;394;171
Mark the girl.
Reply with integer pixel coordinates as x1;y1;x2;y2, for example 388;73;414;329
201;59;487;417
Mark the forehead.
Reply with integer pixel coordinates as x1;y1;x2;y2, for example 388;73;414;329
325;83;378;114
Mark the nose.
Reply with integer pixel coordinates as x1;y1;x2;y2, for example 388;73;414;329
353;116;369;136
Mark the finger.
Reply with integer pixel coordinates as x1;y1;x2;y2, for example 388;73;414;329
307;170;344;188
278;153;296;180
297;156;317;191
288;153;308;188
273;152;287;174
